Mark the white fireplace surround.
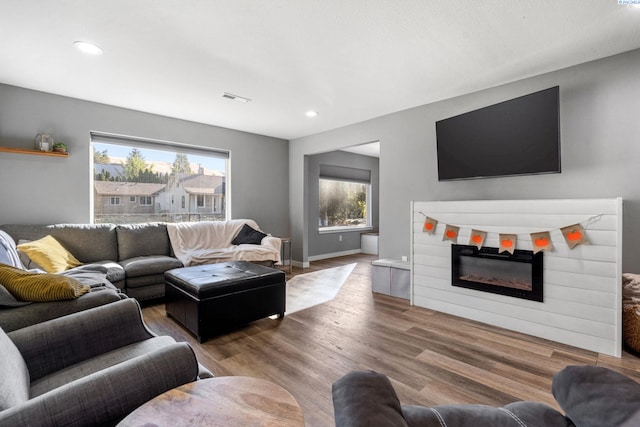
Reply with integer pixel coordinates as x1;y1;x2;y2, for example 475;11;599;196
411;198;623;357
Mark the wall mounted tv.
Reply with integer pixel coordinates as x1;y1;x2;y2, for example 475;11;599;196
436;86;560;181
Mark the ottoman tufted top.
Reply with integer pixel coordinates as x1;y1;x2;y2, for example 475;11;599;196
165;261;285;300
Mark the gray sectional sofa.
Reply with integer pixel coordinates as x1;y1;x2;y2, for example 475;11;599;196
0;222;184;301
1;220;281;303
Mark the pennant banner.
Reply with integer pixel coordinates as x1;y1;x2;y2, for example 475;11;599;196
418;212;598;252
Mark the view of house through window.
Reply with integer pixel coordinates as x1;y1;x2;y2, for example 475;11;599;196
319;178;370;230
93;138;228;224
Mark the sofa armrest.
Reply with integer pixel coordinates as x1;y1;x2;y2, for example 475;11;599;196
8;299;155;381
0;288;123;333
0;343;199;427
262;235;281;249
553;365;640;427
262;235;282;263
401;402;571;427
332;371;409;427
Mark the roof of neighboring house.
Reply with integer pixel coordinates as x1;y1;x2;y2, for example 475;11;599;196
178;174;224;195
94;163;125;178
94;181;166;196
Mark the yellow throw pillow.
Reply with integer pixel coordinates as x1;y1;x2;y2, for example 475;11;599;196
17;235;82;273
0;264;89;302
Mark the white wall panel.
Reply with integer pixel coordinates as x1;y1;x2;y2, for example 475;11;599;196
411;198;623;357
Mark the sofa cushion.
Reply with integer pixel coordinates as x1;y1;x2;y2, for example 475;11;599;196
119;255;183;279
232;223;268;245
48;224;118;263
553;365;640;427
17;235;82;273
0;327;30;410
116;223;172;260
29;335;177;398
0;264;90;302
87;261;126;285
125;283;165;301
0;288;123;333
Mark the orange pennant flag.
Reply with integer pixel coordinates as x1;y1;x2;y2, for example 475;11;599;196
530;231;553;254
561;224;588;249
499;234;517;255
469;229;486;249
423;217;438;235
443;225;460;243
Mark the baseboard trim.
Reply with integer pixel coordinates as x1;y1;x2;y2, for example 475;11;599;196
308;249;362;262
292;260;309;269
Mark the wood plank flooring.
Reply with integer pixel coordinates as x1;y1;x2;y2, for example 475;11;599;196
141;254;640;426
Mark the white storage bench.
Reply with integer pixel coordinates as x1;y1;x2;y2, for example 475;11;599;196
371;258;410;300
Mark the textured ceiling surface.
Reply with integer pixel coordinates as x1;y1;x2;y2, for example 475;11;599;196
1;1;640;140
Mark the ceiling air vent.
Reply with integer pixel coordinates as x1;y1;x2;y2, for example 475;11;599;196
221;92;251;103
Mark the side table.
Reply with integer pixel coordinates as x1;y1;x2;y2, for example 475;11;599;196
118;376;304;426
280;237;292;274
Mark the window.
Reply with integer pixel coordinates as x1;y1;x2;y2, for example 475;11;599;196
92;132;228;224
318;165;371;232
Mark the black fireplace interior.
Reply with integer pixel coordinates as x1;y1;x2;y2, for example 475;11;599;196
451;244;543;302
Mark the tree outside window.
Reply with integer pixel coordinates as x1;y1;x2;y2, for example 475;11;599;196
319;178;369;229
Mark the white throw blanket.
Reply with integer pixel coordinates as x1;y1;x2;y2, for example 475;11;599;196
166;220;281;266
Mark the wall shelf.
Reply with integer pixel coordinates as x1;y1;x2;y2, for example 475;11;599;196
0;146;68;157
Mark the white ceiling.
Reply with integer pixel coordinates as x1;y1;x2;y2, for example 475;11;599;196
2;1;640;142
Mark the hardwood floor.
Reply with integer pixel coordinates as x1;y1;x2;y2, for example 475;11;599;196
141;254;640;426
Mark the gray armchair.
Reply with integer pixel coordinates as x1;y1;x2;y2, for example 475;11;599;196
0;298;212;426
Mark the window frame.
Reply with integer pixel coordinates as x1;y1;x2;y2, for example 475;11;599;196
91;131;230;224
318;177;372;234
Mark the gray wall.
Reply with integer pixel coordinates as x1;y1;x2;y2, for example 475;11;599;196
306;150;379;258
0;84;289;237
290;48;640;272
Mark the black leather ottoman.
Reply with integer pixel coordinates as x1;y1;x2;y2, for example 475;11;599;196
165;261;286;342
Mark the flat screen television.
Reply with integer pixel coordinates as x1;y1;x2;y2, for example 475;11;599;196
436;86;560;181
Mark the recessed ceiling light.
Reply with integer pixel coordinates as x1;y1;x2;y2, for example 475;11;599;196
306;111;319;117
73;41;103;55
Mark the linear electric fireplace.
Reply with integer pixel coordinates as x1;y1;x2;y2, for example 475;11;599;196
451;244;543;302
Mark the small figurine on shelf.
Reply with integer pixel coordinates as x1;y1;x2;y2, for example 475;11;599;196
35;133;54;151
52;142;67;153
